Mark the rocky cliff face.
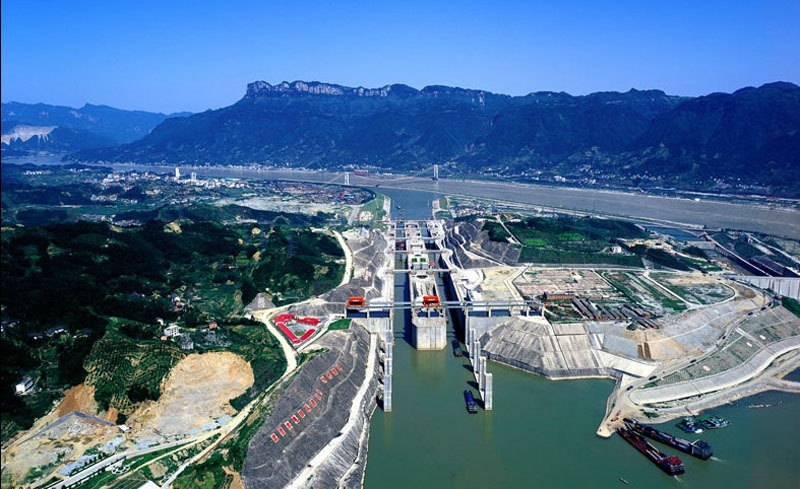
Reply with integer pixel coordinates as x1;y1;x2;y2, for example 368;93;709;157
1;124;57;144
1;122;115;155
1;101;181;144
246;80;406;98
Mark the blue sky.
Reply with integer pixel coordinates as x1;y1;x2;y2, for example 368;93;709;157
2;0;798;113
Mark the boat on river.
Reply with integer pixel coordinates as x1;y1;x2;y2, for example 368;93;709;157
463;390;478;413
617;424;685;476
626;418;712;460
676;417;703;434
699;415;730;429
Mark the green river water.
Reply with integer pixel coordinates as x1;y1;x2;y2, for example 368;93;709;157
362;188;800;489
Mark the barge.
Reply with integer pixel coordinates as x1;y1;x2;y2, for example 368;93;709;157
452;339;463;357
626;419;712;460
463;390;478;413
617;425;685;475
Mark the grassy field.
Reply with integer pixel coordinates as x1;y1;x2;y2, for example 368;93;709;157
783;297;800;317
357;194;386;228
434;197;451;219
328;318;351;331
650;273;735;305
493;216;646;266
601;271;687;313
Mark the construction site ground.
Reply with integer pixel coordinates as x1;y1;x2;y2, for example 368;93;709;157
1;351;253;489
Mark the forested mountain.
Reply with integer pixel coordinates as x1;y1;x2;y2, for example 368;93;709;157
68;80;800;196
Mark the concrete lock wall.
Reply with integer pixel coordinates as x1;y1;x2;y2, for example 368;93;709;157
412;315;446;350
734;276;800;300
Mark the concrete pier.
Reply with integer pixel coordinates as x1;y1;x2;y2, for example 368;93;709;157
483;373;493;410
383;375;393;412
411;314;447;350
383;321;394;412
479;356;487;389
466;335;494;410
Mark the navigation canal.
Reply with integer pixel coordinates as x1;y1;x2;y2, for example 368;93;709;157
362;188;800;489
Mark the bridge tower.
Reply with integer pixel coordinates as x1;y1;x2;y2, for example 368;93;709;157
343;172;351;186
433;164;439;181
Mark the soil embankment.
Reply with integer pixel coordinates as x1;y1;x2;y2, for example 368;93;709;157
243;325;378;489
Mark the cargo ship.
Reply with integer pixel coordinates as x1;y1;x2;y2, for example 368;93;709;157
463;390;478;413
452;339;463;357
626;419;712;460
617;425;685;475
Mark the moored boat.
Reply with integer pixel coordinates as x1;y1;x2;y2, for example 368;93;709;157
699;415;730;429
626;419;712;460
463;390;478;413
676;417;703;434
617;425;685;476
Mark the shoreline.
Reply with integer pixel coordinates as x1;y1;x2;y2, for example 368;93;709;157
596;348;800;438
4;159;799;237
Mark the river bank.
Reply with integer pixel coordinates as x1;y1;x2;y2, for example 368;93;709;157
6;159;797;239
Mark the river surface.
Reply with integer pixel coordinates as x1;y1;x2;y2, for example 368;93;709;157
361;188;800;489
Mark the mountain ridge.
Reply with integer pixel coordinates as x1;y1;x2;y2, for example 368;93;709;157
64;80;800;197
1;101;191;145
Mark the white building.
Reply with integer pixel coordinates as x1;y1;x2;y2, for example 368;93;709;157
163;324;181;338
15;376;34;395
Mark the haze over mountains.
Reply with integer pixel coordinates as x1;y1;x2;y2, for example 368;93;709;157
1;102;190;155
5;81;800;196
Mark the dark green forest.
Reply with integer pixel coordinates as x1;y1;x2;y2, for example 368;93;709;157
0;219;342;442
